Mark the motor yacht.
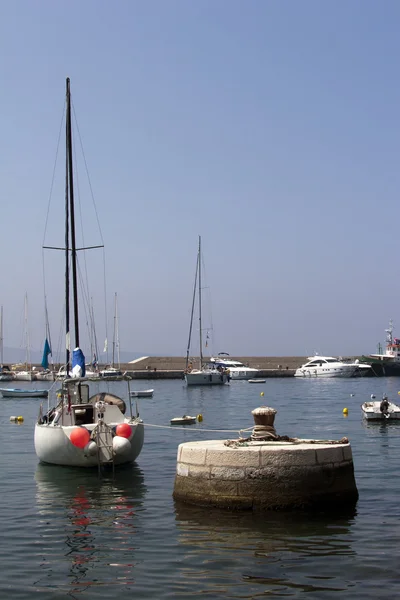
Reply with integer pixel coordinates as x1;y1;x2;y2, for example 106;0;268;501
209;354;260;380
295;355;371;378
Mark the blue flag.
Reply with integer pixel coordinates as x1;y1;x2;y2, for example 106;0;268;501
41;338;51;369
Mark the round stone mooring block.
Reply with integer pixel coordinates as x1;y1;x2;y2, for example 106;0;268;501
173;439;358;511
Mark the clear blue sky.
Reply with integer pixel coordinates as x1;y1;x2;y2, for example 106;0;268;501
1;0;400;360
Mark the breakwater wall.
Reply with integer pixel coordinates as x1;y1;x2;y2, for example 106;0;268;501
120;356;304;379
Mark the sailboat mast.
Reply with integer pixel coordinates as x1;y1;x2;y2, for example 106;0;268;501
66;77;80;350
185;251;198;370
0;305;3;366
112;292;117;367
198;236;203;368
65;82;70;367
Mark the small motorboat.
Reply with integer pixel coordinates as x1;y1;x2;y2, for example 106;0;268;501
248;379;266;383
130;389;154;398
0;388;49;398
170;415;197;425
361;394;400;420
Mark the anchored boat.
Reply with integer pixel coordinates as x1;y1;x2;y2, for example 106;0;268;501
361;394;400;421
34;78;144;468
295;355;371;378
1;388;48;398
130;389;154;398
184;237;229;386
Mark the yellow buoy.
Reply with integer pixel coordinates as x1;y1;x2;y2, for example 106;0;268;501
17;416;24;422
197;414;203;422
343;408;348;415
260;392;264;397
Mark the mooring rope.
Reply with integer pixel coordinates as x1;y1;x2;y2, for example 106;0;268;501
143;422;254;434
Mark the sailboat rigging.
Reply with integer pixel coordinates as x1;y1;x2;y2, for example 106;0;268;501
0;307;13;381
100;292;122;378
185;236;229;386
34;78;144;467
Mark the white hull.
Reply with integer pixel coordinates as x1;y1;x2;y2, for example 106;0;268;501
229;368;260;380
130;389;154;397
100;369;122;378
35;371;55;382
295;366;358;378
14;371;35;381
185;370;229;386
34;420;144;467
361;401;400;420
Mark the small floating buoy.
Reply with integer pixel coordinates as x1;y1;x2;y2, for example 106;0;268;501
10;416;24;423
343;408;348;415
197;414;203;422
371;394;376;399
260;392;264;397
350;394;355;397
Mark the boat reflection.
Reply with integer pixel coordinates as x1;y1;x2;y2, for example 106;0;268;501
34;463;147;597
173;502;357;596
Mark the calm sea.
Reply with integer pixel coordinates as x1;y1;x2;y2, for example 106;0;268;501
1;376;400;599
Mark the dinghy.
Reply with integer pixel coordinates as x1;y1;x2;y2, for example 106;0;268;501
130;389;154;398
361;394;400;420
170;415;197;425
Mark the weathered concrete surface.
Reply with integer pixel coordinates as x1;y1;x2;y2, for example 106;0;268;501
173;439;359;511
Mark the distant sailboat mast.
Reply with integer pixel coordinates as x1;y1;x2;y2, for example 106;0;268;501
185;247;199;371
0;305;3;367
24;293;31;371
198;236;203;370
112;292;120;369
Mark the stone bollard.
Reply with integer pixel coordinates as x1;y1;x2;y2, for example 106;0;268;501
251;406;277;427
173;407;359;511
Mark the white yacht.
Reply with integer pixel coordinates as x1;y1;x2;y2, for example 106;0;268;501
295;355;371;378
209;354;260;380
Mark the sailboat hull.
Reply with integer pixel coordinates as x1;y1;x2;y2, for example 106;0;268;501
14;371;34;381
34;421;144;467
185;370;229;386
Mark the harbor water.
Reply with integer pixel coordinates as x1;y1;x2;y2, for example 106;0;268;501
1;376;400;599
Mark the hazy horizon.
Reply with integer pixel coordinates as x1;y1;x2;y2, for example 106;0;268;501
1;1;399;359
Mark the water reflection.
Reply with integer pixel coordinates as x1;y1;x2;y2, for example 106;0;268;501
34;463;147;597
173;502;357;596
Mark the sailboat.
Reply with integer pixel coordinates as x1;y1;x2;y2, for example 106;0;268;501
34;78;144;467
36;303;55;381
100;293;122;378
0;306;14;381
14;294;35;381
185;236;229;386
